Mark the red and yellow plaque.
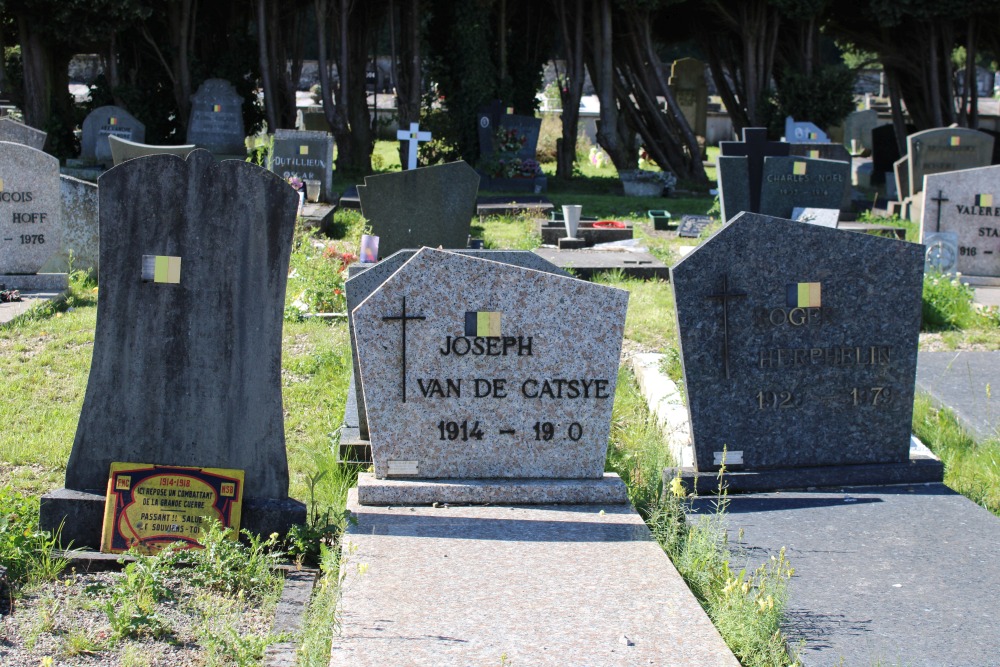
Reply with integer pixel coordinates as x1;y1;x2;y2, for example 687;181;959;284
101;463;244;554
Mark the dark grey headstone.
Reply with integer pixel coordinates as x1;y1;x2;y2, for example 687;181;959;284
758;156;850;219
268;129;334;202
186;79;246;155
677;215;714;238
871;124;915;180
787;142;851;164
671;212;924;472
345;250;569;439
717;156;751;222
0;117;46;150
64;150;297;501
719;128;789;213
894;156;910;202
476;100;507;157
357;161;479;258
477;109;541;162
81;105;145;163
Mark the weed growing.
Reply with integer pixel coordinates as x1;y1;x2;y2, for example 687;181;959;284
922;271;997;331
0;486;67;594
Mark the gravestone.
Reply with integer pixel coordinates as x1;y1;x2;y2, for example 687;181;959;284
719;128;789;215
670;212;937;487
40;149;304;548
0;141;65;290
81;105;145;163
109;135;197;166
678;215;714;238
843;109;879;152
352;248;628;495
358;161;478;258
668;57;708;138
186;79;246;155
477;108;541;162
793;207;839;228
787;143;851;164
0;117;46;150
41;176;99;276
871;124;915;185
269;129;333;202
758;156;850;219
921;164;1000;278
893;156;909;202
906;127;993;198
784;116;829;143
345;250;570;442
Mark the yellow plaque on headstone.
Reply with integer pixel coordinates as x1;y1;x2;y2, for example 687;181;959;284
101;463;244;554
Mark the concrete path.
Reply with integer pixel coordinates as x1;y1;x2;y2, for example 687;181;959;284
331;489;739;667
0;291;61;326
916;350;1000;442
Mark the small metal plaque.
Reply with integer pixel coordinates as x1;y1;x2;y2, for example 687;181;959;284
713;450;743;466
141;255;182;284
387;460;419;477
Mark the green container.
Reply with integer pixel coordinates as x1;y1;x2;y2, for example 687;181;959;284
648;209;672;230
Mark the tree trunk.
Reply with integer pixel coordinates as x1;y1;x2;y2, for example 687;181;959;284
587;0;631;171
885;65;908;154
395;0;422;166
256;0;278;132
555;0;584;180
966;18;978;129
17;13;51;131
927;21;943;127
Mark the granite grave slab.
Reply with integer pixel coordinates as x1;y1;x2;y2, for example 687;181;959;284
677;214;715;238
108;136;197;166
352;248;628;487
0;141;65;290
40;150;304;548
758;156;850;219
81;105;145;163
344;249;569;442
357;161;478;258
0;117;46;150
720;127;789;215
186;79;246;155
671;212;935;483
920;164;1000;278
269;129;333;202
906;127;993;198
916;350;1000;442
531;247;669;280
793;207;839;228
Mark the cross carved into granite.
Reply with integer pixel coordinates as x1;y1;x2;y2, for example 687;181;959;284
381;295;426;402
720;128;790;213
930;190;950;233
707;273;746;380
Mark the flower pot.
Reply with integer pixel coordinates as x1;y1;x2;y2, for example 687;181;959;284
562;205;582;239
619;169;666;197
648;209;672;230
304;179;321;203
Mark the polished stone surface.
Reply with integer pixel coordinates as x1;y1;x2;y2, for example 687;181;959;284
356;472;629;505
671;212;924;472
269;128;333;202
332;489;740;667
758;156;850;219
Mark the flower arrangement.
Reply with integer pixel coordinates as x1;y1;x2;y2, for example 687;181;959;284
287;176;304;191
479;125;543;179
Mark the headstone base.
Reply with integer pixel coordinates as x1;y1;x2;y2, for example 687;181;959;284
356;472;629;506
0;273;68;291
664;453;944;495
40;487;306;550
557;236;587;250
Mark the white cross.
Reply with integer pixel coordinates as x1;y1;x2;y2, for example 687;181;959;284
396;122;432;170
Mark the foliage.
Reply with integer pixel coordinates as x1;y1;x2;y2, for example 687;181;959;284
185;521;284;601
297;545;343;667
0;487;67;592
284;470;353;567
286;230;358;317
417;105;464;166
91;548;177;641
763;65;858;135
922;271;985;331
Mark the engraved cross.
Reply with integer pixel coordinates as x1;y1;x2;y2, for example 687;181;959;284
381;296;426;402
930;189;949;232
707;274;746;380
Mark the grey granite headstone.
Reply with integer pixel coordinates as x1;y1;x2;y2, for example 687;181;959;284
358;161;478;258
41;175;99;276
758;156;850;219
787;142;851;164
671;212;924;474
41;149;303;547
109;135;196;166
677;215;714;238
784;116;828;143
717;156;751;222
921;164;1000;277
268;129;333;202
477;112;541;162
186;79;246;155
353;248;628;481
0;117;46;150
346;250;569;440
0;141;63;283
793;207;839;228
907;127;993;198
843;109;879;152
81;105;145;163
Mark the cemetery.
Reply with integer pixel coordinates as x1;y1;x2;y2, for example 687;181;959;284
2;3;1000;667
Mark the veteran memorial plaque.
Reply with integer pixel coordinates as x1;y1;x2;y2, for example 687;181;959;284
352;248;628;480
671;213;925;474
101;463;244;554
921;165;1000;278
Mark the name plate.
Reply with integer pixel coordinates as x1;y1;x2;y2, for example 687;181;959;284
101;462;244;554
